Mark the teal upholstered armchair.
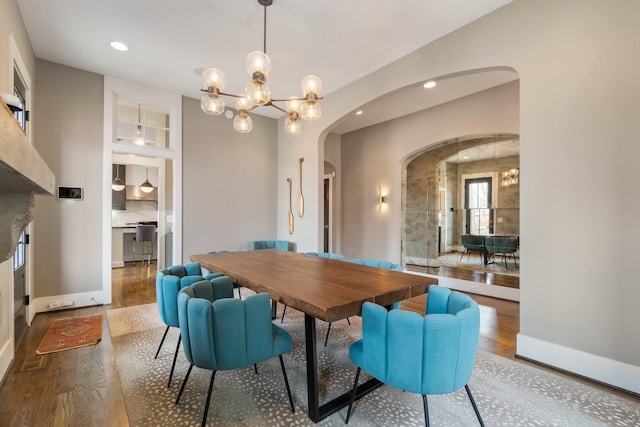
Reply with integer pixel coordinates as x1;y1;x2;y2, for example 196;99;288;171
155;262;230;387
251;240;293;251
349;259;403;271
205;250;245;298
305;251;346;260
460;234;487;264
485;236;519;271
345;285;484;426
176;292;295;426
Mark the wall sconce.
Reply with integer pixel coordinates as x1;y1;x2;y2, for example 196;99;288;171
501;168;519;187
378;184;387;214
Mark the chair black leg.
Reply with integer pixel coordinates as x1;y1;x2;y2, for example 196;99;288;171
236;286;242;299
324;322;332;347
278;355;295;413
346;317;351;325
422;394;430;427
465;384;484;427
175;363;193;404
154;325;170;359
254;364;258;374
345;367;361;424
201;371;216;427
168;335;182;388
280;305;287;323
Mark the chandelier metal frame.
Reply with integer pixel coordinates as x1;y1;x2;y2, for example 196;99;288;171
199;0;323;135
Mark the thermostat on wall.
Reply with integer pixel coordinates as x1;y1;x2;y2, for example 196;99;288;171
57;186;83;200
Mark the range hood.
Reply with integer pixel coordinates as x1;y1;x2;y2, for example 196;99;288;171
125;184;157;201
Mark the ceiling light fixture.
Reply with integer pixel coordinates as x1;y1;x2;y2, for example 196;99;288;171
199;0;323;135
110;41;128;52
423;81;437;89
132;104;145;145
501;168;519;187
139;168;154;193
112;165;125;191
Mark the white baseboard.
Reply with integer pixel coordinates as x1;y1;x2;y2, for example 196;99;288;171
0;337;14;384
112;261;124;268
517;334;640;394
32;290;107;314
405;270;520;302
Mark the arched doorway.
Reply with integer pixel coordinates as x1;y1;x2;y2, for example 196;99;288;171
402;133;520;289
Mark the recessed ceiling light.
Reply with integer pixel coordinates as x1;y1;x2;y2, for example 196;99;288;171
110;41;128;52
423;81;437;89
355;110;363;115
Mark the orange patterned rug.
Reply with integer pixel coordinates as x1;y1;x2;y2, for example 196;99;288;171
35;314;103;355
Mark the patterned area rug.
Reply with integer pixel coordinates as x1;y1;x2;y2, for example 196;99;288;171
107;298;639;426
35;313;103;354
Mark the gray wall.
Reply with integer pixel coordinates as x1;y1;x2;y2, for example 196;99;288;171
182;96;278;256
33;60;104;297
341;82;519;261
278;0;639;391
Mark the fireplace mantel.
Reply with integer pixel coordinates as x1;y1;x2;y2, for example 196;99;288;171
0;102;55;262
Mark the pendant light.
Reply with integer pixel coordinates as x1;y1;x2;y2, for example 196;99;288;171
199;0;323;135
112;165;125;191
132;104;145;145
139;168;154;193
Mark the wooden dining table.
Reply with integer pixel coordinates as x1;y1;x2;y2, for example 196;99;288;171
190;249;438;423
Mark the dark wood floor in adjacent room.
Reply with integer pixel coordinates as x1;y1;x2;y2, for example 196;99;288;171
0;264;525;426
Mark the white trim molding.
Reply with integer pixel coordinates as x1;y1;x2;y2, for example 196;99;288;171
517;334;640;394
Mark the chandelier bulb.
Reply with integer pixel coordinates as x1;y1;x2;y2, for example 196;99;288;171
300;101;322;121
245;80;271;107
233;113;253;133
246;51;271;78
201;93;225;115
202;68;226;91
284;114;302;135
285;97;302;114
301;75;323;97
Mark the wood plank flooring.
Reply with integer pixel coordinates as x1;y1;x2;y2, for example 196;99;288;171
2;263;625;425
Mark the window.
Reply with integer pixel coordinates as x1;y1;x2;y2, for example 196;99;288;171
13;68;27;131
13;230;26;271
465;178;492;234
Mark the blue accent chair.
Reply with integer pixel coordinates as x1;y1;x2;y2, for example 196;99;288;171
305;251;346;260
485;236;519;271
323;259;403;346
251;240;293;251
205;250;245;298
460;234;487;265
345;285;484;426
176;292;295;426
155;262;230;387
348;259;403;271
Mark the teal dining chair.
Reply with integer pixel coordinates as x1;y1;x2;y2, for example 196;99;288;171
176;291;295;426
345;285;484;426
155;262;229;387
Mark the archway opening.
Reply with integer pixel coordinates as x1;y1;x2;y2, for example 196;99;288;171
403;134;520;288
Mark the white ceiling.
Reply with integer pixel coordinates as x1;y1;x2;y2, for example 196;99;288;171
16;0;515;133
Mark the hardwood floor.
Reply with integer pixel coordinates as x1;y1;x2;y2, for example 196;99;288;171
5;263;627;425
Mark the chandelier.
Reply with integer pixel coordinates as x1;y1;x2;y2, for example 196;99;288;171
199;0;323;135
501;168;519;187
